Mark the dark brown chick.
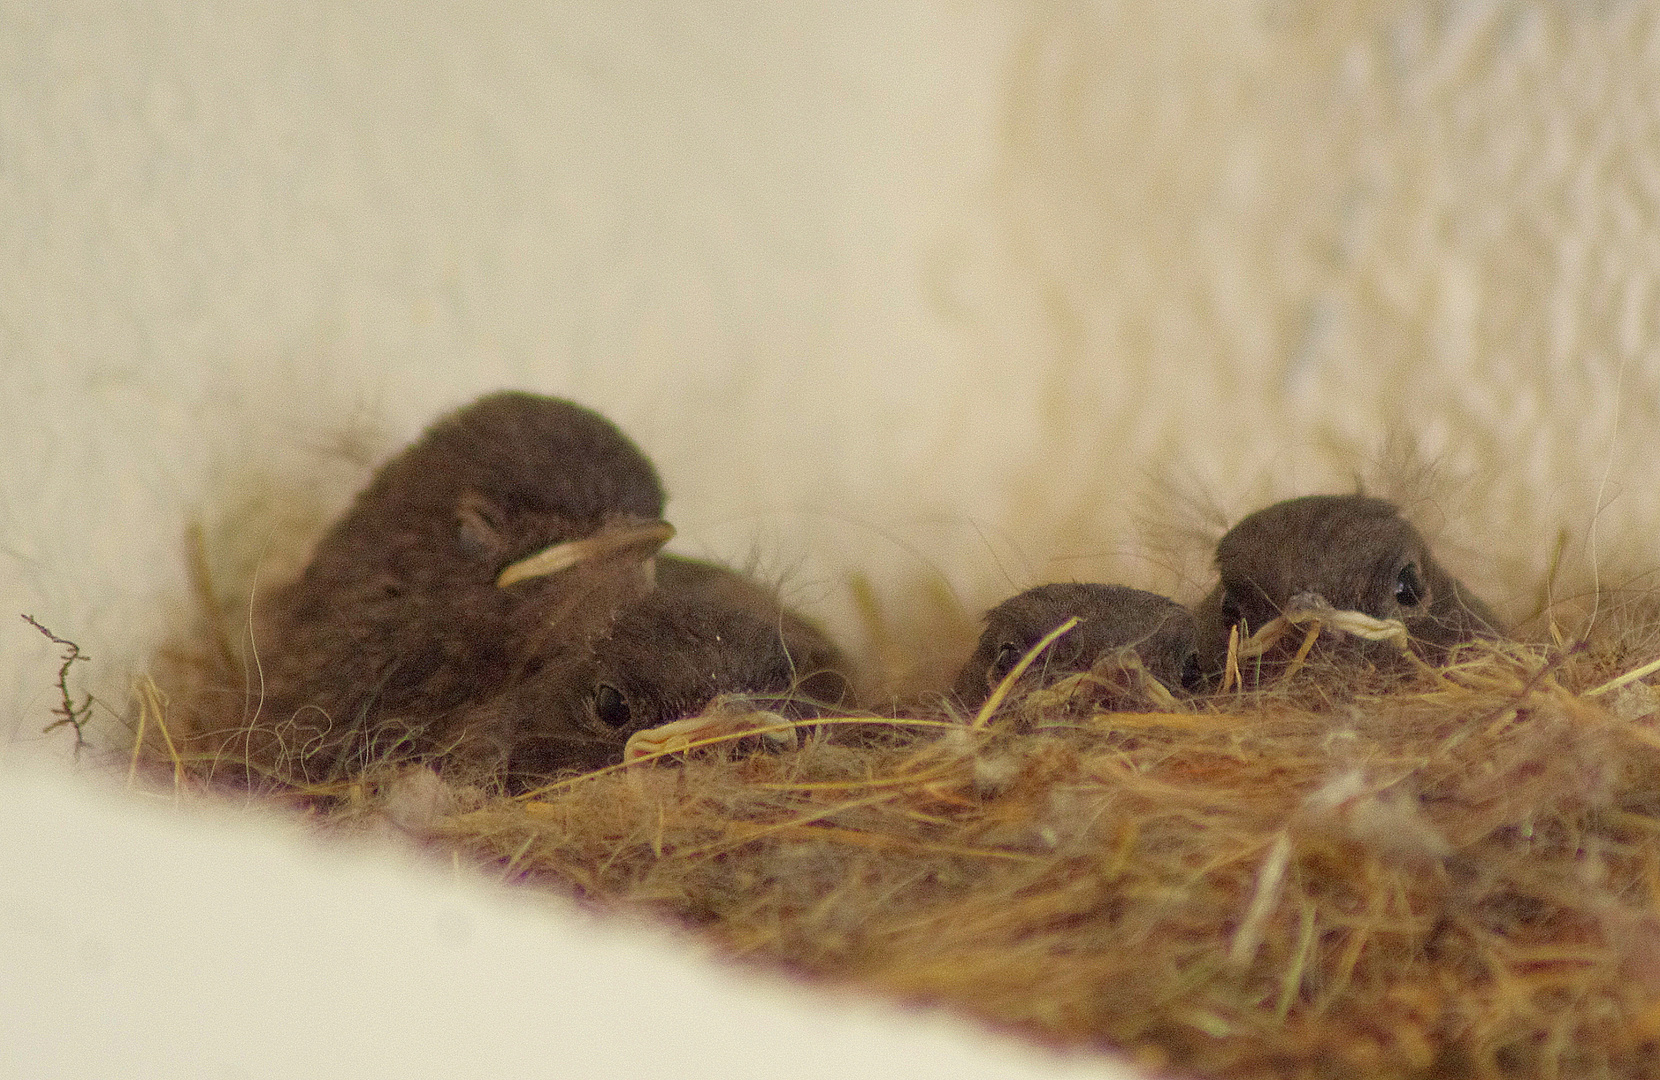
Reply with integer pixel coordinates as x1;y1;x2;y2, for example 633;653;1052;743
953;583;1199;710
242;391;673;782
1192;494;1502;678
438;555;854;785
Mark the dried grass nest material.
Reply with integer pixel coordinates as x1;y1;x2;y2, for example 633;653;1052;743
139;634;1660;1080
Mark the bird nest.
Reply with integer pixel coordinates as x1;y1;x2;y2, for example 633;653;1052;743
127;608;1660;1080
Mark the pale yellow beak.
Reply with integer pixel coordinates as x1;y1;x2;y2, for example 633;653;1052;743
623;701;799;763
496;519;675;589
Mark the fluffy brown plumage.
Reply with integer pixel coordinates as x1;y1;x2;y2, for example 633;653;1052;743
241;392;669;780
440;554;852;784
953;583;1199;709
240;391;849;785
1193;494;1502;677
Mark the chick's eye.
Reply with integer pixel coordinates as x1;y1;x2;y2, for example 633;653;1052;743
455;494;506;561
1395;563;1425;607
988;642;1024;684
1180;651;1203;692
593;684;632;728
1220;589;1242;623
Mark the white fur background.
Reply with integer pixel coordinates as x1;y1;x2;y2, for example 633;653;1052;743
3;2;1657;1076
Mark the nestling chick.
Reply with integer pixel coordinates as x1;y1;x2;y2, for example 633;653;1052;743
239;391;849;784
447;555;853;784
244;391;672;781
953;583;1199;710
1192;494;1502;678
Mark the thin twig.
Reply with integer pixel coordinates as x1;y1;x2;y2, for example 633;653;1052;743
21;614;94;750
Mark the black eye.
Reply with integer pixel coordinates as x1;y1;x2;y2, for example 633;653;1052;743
456;495;506;561
593;684;632;728
1220;589;1242;623
988;642;1024;684
1180;651;1203;692
1395;563;1425;607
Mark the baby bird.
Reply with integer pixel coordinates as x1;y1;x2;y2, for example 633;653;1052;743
1192;494;1502;678
444;555;852;784
953;583;1199;710
237;391;851;785
243;391;674;781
